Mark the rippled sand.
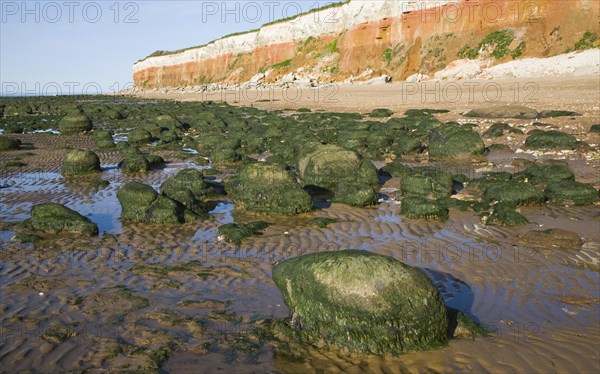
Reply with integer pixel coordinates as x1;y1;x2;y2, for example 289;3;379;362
1;117;599;373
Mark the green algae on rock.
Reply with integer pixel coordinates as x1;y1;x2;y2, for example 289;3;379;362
298;144;379;207
524;130;579;149
228;162;312;215
521;162;575;185
29;203;98;235
272;250;450;355
401;196;449;220
308;217;337;228
127;128;153;144
161;168;211;216
118;181;205;224
59;114;93;134
61;148;101;176
464;106;538;119
0;136;21;151
369;108;394;118
427;126;485;159
117;182;158;222
483;203;528;226
218;221;268;245
484;182;545;206
545;181;599;205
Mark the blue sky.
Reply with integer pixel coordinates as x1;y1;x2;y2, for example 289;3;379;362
0;1;335;95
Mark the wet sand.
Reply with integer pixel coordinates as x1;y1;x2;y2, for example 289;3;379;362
1;77;599;373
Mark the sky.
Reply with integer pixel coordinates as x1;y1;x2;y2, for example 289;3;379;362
0;0;337;95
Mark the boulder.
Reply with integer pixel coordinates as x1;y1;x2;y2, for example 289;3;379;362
117;182;158;222
120;154;150;174
484;182;545;206
521;162;575;185
519;229;583;249
118;181;202;224
272;250;450;355
161;169;211;215
128;128;153;145
464;106;538;119
228;162;312;215
29;203;98;235
401;196;449;220
545;181;598;205
369;108;393;118
483;204;528;226
61;149;101;176
217;221;268;245
401;167;453;199
428;126;485;158
59;114;93;134
298;145;379;207
524;130;579;149
0;136;21;151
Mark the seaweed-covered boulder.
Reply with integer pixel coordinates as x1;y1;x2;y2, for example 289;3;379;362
521;162;574;185
401;167;453;199
91;130;116;149
538;110;581;118
145;195;185;224
0;136;21;151
483;123;523;138
272;250;449;355
401;196;449;220
117;182;196;224
427;126;485;159
120;154;150;174
465;106;538;119
483;204;528;226
524;131;578;149
545;181;598;205
229;162;312;215
117;182;158;222
484;182;544;206
298;145;379;207
59;114;93;134
61;149;101;176
161;169;211;215
369;108;393;118
217;221;268;245
212;148;241;165
29;203;98;235
156;114;180;129
128;128;153;145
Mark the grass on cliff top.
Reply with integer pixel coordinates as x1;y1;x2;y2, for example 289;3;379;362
136;0;350;63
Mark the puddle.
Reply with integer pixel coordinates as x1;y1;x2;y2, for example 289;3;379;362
0;162;220;235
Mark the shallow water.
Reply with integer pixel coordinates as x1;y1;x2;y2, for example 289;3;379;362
1;151;599;373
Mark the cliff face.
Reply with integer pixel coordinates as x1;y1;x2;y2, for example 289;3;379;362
133;0;599;88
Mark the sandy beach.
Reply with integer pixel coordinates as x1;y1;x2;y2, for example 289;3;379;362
0;74;599;373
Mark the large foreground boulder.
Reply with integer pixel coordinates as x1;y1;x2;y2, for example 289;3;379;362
29;203;98;235
273;250;461;355
229;162;312;215
298;145;379;207
61;149;101;176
